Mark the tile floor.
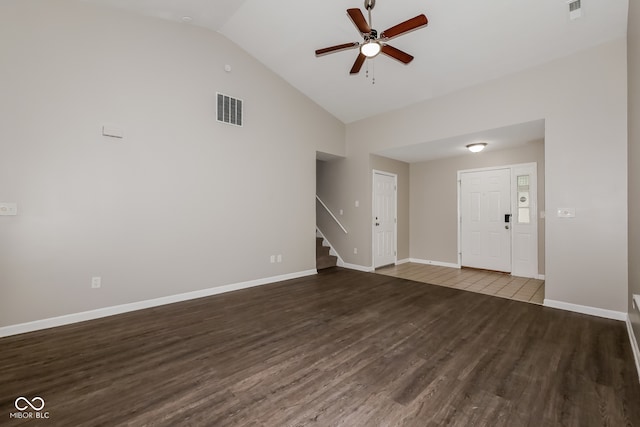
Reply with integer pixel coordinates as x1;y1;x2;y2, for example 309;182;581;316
375;262;545;305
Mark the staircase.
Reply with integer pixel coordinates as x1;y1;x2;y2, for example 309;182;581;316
316;237;338;270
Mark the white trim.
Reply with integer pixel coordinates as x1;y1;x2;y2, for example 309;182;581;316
396;258;411;265
342;263;375;272
543;299;627;321
409;258;461;269
0;269;317;338
538;274;546;280
372;170;398;269
625;316;640;382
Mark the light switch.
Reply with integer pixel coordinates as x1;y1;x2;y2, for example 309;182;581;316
556;208;576;218
0;202;17;216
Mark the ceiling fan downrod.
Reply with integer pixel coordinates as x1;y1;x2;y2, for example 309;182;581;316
365;0;375;29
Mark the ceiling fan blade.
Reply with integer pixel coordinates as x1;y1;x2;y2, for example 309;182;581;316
315;42;360;57
381;44;414;64
347;8;371;35
350;53;367;74
381;14;428;40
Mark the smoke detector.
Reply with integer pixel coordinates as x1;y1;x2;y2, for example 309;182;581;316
567;0;582;21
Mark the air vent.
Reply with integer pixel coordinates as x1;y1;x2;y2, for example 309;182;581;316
568;0;582;20
217;92;243;127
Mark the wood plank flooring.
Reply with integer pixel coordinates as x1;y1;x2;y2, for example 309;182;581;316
376;263;545;304
1;268;639;426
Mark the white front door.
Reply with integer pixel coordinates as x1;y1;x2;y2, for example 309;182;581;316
460;168;511;272
373;171;396;268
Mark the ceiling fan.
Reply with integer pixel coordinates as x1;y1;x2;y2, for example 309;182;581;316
315;0;428;75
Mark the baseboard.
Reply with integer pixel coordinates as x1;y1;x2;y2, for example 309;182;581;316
625;316;640;382
396;258;411;265
538;274;546;280
409;258;461;269
342;263;375;272
543;299;627;321
0;269;317;338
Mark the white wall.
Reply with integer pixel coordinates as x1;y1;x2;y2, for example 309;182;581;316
329;38;628;313
0;0;345;327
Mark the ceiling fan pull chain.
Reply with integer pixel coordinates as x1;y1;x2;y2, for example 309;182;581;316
372;60;376;85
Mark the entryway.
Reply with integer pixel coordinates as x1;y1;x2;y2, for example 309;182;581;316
376;263;545;304
458;163;539;278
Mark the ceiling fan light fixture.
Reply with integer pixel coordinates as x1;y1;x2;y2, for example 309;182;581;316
361;41;381;58
466;143;487;153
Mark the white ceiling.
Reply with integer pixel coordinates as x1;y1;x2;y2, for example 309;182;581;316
82;0;626;161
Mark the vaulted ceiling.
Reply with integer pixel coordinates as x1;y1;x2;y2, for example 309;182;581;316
83;0;628;124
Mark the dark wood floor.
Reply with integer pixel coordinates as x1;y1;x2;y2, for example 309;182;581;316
1;268;639;426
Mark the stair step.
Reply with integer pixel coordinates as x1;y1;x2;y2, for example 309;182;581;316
316;245;330;257
317;254;338;270
315;236;337;269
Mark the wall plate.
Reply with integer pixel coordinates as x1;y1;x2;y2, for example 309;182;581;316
0;203;17;216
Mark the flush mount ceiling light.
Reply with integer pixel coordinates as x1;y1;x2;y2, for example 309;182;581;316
466;143;487;153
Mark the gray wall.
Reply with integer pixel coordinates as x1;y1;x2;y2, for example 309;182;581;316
316;155;410;266
628;1;640;350
329;38;627;313
0;0;345;327
410;141;545;274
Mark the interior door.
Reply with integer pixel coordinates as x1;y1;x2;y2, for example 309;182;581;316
460;168;511;272
373;171;396;268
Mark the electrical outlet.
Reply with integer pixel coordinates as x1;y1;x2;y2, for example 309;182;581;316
353;248;358;254
277;254;282;263
270;255;275;263
91;277;101;288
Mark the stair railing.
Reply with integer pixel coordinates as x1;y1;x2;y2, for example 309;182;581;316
316;195;347;234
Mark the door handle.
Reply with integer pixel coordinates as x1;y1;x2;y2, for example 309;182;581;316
375;222;380;226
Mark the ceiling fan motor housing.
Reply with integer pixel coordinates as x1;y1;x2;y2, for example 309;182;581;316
365;0;376;11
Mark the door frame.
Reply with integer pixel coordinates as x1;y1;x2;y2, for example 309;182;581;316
372;170;398;269
457;162;538;278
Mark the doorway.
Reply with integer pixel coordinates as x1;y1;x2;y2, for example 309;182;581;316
458;163;538;278
373;170;397;268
